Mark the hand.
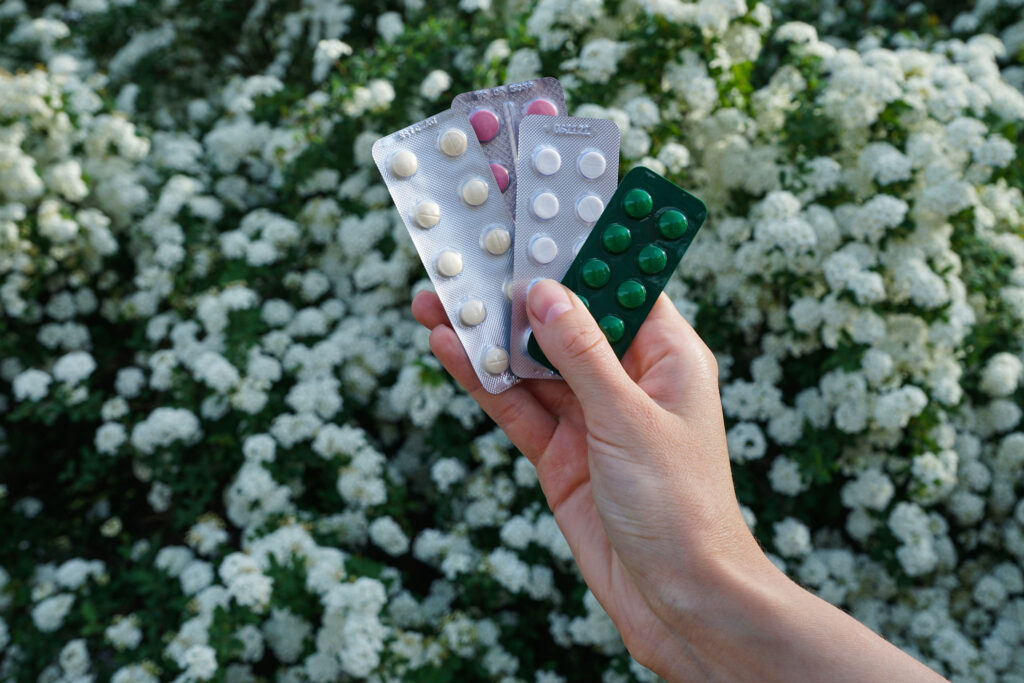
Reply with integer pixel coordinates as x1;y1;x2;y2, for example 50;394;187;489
412;280;944;682
413;278;754;676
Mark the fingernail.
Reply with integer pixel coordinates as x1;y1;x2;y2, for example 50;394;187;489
528;280;573;324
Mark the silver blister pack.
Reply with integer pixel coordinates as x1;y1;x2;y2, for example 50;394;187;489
450;77;567;218
509;115;621;379
372;109;518;394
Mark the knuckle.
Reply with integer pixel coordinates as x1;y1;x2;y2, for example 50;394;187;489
559;323;605;362
700;344;720;379
493;393;527;426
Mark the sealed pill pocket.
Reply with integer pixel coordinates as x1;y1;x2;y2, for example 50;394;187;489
509;115;620;379
372;109;518;394
451;77;566;218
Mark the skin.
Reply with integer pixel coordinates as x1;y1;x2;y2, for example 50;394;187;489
412;279;946;682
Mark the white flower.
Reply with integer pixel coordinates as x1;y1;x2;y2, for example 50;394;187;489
375;12;404;42
419;70;451;101
657;141;691;173
873;385;928;431
568;39;628;84
369;516;410;556
506;48;541;81
726;422;767;461
910;451;958;504
59;638;90;677
155;546;193;576
842;468;895;511
773;517;812;557
13;369;51;401
111;664;159;683
53;351;96;384
979;352;1022;397
263;609;311;663
131;407;202;454
95;422;127;455
768;456;807;496
32;593;75;632
180;560;215;595
105;615;143;651
313;40;353;82
431;457;467;492
182;644;218;681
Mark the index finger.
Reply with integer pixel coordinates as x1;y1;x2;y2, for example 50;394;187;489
425;318;559;461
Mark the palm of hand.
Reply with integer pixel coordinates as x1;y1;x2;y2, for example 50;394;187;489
412;290;717;666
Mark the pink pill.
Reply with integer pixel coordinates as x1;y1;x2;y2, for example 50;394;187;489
469;109;500;142
490;163;510;192
525;98;558;116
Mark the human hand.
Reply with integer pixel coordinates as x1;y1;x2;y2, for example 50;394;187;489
412;279;944;682
413;278;762;677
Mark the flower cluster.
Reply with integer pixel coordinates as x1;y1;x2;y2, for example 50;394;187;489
0;0;1022;681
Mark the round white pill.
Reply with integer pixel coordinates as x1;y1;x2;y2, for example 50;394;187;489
435;250;463;277
390;149;418;177
533;146;562;175
483;227;511;255
412;200;440;228
482;346;509;375
529;235;558;265
531;192;559;220
576;194;605;223
578;150;607;179
573;236;586;256
459;299;486;326
461;178;489;206
439;128;467;156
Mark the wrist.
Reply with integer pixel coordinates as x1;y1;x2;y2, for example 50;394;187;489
642;538;800;681
643;543;942;683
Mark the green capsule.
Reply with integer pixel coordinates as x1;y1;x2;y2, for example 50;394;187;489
657;209;687;239
622;188;653;219
599;315;625;343
616;280;646;309
602;223;631;254
637;245;667;275
580;258;610;288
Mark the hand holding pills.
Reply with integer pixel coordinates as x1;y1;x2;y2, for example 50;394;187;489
375;79;705;390
398;77;938;682
410;281;944;682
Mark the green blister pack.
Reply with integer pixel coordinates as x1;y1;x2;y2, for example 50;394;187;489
527;166;707;372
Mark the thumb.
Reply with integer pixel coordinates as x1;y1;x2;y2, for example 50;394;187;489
527;279;645;415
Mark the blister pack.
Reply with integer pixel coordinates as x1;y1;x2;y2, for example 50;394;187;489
450;78;567;217
527;166;707;373
509;115;621;379
372;109;518;394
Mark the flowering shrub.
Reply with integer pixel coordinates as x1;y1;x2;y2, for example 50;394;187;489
1;0;1023;681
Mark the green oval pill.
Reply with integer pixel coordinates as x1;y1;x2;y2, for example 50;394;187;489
599;315;625;343
616;280;646;309
577;294;589;309
637;245;667;274
580;258;610;288
622;188;653;219
658;209;688;239
602;223;631;254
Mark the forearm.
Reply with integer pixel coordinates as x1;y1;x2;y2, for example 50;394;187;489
642;550;946;682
